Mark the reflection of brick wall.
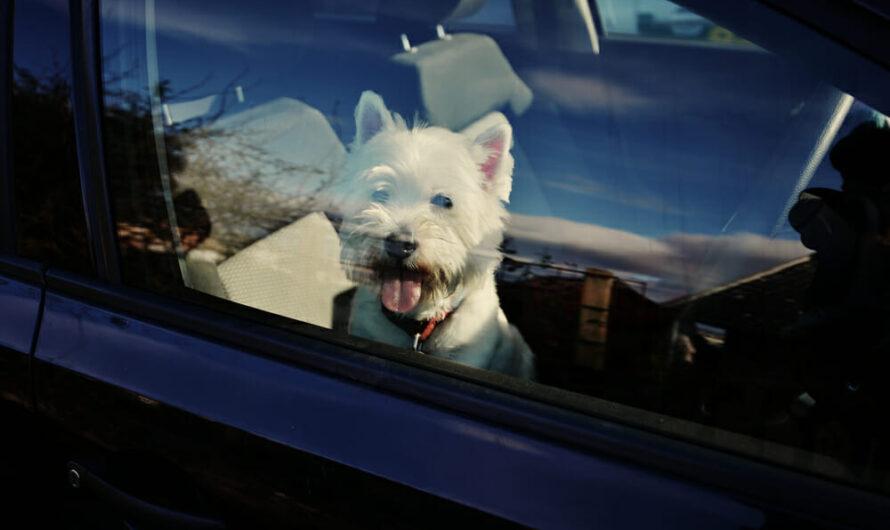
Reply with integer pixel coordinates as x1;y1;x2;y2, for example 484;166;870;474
666;256;814;357
498;275;582;362
498;268;673;390
574;268;671;375
606;275;673;380
575;270;614;370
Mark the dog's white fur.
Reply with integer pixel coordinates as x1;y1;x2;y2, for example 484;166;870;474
335;90;535;379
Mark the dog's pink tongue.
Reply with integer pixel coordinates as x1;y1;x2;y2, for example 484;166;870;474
381;270;422;313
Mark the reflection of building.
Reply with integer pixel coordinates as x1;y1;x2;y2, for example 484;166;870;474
499;256;815;396
574;268;666;374
658;256;818;440
665;255;814;350
499;266;671;393
498;270;584;377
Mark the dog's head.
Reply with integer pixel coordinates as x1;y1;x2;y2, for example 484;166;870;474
336;91;514;320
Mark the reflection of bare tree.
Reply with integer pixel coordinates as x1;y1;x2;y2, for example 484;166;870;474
12;64;91;273
104;50;340;259
172;123;336;255
101;60;212;293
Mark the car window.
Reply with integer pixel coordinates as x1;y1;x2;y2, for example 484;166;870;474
99;0;890;493
11;0;93;274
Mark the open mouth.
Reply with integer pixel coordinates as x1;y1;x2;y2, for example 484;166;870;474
380;267;424;313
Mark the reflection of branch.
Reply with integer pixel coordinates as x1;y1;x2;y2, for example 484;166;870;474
203;67;249;126
100;60;331;255
158;68;252;133
164;72;215;100
172;124;335;254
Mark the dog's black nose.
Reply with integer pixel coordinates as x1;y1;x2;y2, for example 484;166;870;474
385;236;417;259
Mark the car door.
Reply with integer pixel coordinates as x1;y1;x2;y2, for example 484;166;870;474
0;0;40;405
0;0;40;411
0;257;40;408
12;0;890;528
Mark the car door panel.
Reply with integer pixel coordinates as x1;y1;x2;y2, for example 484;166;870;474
0;258;43;407
33;270;770;529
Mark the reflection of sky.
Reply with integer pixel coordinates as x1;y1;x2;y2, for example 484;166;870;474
14;1;71;79
103;1;852;227
22;0;885;296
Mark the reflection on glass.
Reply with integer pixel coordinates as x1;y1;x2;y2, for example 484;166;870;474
598;0;754;46
11;0;93;274
100;0;890;493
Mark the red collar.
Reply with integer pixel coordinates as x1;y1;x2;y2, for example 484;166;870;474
382;307;453;352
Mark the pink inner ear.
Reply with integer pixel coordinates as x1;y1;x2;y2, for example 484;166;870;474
480;136;504;183
361;110;383;144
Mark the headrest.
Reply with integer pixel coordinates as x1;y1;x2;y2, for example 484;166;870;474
391;33;533;130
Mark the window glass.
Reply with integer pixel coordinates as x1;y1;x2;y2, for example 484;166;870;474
100;0;890;492
12;0;93;274
598;0;753;46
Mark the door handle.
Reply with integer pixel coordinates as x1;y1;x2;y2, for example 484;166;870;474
67;460;225;529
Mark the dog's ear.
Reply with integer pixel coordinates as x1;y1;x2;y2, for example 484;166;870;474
354;91;394;146
473;121;514;203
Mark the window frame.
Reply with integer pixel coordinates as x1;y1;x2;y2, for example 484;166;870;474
70;0;119;283
1;0;14;253
47;0;890;525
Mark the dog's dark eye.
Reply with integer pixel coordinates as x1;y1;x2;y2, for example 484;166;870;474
371;189;390;203
431;194;453;209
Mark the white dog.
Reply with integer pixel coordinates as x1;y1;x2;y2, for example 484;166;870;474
335;91;535;379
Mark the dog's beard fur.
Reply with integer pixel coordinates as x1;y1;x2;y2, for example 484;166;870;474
339;201;503;321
